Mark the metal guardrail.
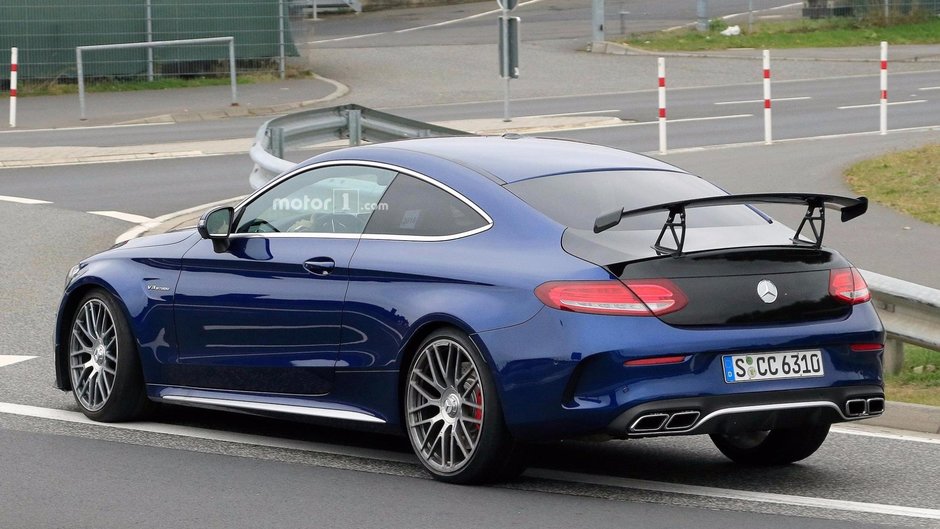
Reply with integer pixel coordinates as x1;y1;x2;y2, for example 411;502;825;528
247;106;939;374
248;104;468;189
862;270;940;374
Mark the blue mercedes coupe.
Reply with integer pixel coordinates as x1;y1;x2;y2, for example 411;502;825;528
55;136;885;483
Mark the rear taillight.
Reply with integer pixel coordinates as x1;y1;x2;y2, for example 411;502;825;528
850;343;884;352
624;355;688;366
829;267;871;304
534;279;687;316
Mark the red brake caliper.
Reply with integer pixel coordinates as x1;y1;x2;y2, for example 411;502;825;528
472;386;483;423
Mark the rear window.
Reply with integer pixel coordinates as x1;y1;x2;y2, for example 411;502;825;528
506;170;765;230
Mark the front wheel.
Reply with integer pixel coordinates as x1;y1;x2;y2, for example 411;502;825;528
67;290;152;422
710;423;831;465
404;329;521;484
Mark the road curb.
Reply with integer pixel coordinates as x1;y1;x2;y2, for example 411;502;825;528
593;40;940;63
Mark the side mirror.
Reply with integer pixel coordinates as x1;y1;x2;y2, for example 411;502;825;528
197;206;234;253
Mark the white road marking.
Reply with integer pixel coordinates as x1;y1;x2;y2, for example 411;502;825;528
113;195;248;244
0;195;52;205
387;70;940;112
655;124;940;155
309;0;546;44
624;114;753;127
88;211;154;224
715;96;811;105
528;468;940;521
0;401;412;462
918;86;940;91
838;100;927;110
524;109;620;119
0;399;937;519
0;122;171;135
831;425;940;445
0;356;38;368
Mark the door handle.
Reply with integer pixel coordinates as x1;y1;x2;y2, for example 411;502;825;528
303;257;335;276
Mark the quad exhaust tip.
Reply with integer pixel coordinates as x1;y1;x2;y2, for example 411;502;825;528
630;410;701;433
845;397;885;418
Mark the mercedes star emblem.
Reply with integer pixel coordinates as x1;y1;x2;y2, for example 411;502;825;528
757;279;778;304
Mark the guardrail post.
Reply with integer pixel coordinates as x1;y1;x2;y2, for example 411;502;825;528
884;337;904;375
348;109;362;145
270;126;285;159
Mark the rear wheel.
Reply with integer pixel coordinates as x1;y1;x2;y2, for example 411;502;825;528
68;290;152;422
710;423;831;465
404;329;520;484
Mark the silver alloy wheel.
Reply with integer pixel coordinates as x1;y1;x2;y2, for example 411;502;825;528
69;298;118;412
406;338;484;474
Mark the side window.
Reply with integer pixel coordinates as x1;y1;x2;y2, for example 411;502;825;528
365;174;489;237
235;165;396;235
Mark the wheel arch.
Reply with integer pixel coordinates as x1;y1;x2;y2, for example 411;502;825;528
55;280;134;391
394;316;491;427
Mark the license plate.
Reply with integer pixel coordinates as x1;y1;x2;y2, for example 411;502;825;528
722;350;824;383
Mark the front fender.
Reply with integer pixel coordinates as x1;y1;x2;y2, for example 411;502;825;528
54;257;182;391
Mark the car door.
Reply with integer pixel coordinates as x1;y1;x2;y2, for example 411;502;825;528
172;163;396;396
341;171;493;371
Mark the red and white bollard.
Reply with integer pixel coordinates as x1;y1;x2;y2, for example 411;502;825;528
880;41;888;135
658;57;667;155
763;49;772;145
9;47;17;128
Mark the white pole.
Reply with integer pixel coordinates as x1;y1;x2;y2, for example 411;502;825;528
502;7;511;122
763;49;772;145
146;0;154;82
278;0;286;80
658;57;666;155
9;47;17;128
229;39;238;106
880;41;888;135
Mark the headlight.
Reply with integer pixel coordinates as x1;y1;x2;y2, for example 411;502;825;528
65;264;82;289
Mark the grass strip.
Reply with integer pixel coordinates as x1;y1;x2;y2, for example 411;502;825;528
845;144;940;226
623;16;940;51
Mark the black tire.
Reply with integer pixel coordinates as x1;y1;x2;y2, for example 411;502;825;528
710;423;831;465
404;328;522;484
67;290;153;422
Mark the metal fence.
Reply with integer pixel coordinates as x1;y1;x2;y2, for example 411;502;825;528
806;0;940;18
0;0;299;92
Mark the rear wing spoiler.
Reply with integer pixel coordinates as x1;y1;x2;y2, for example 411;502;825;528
593;193;868;256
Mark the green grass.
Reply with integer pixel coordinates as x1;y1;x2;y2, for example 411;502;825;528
623;16;940;51
885;345;940;406
845;144;940;226
18;69;312;97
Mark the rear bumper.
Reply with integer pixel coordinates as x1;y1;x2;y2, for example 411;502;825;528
607;385;884;439
474;303;884;442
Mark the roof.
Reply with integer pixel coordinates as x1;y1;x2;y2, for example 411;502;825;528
370;136;687;184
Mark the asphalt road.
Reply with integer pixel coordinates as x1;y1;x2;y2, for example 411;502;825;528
2;2;939;528
304;0;801;47
2;131;940;529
